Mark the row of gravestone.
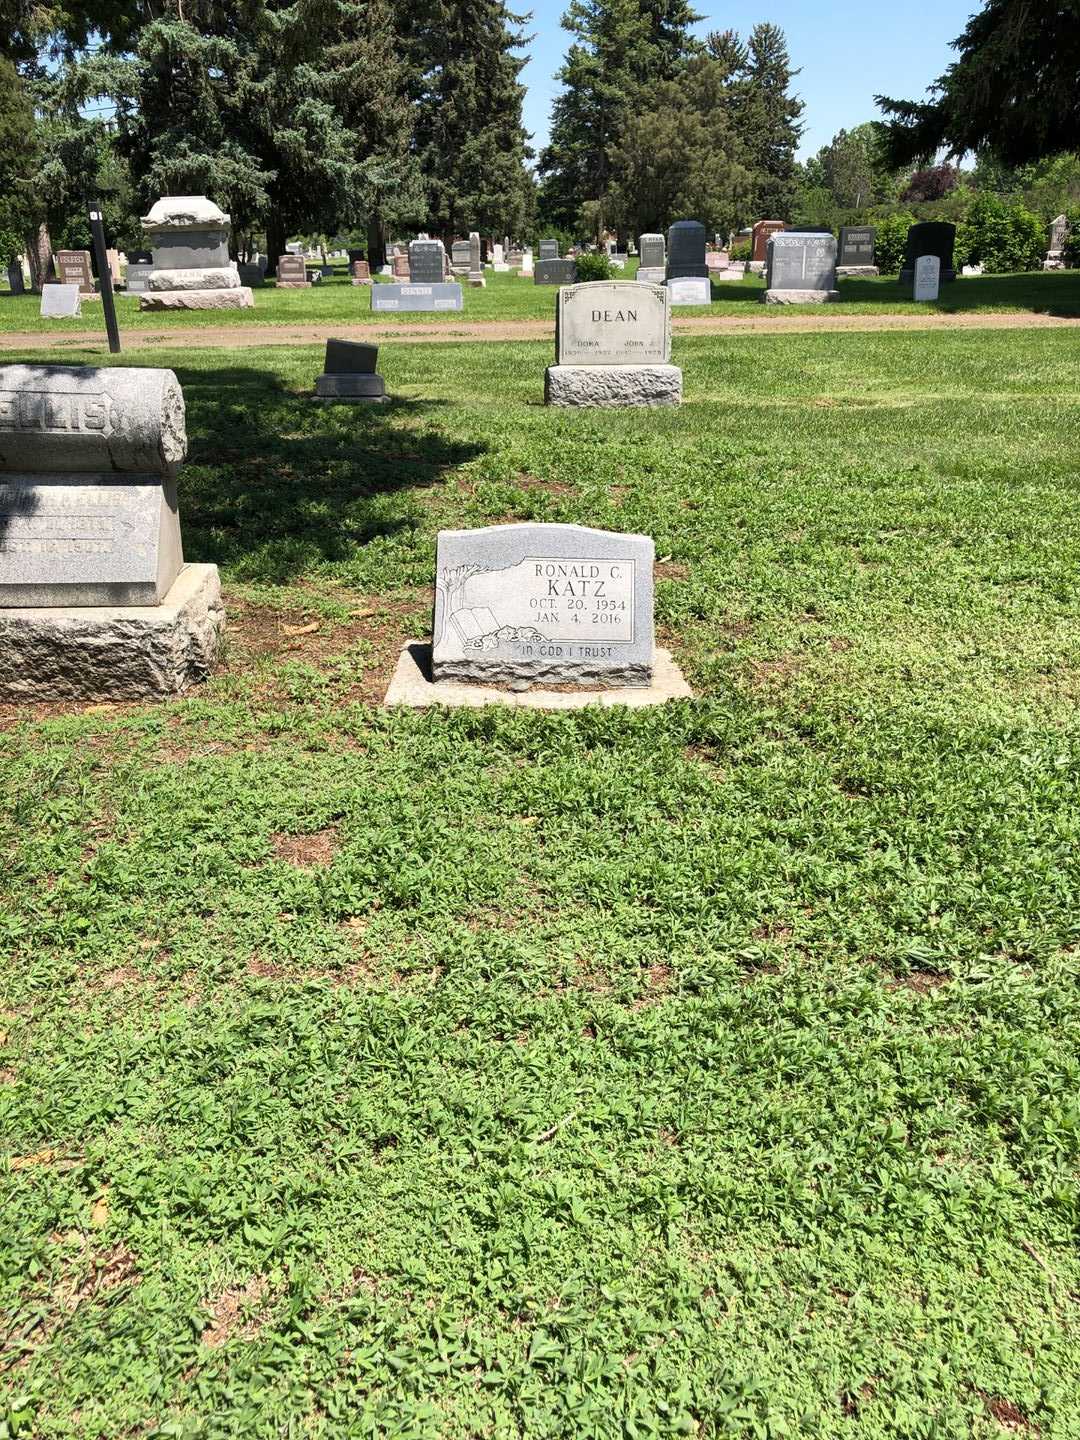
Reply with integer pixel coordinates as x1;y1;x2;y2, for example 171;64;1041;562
0;360;682;708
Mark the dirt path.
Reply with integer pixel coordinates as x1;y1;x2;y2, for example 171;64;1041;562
1;310;1078;352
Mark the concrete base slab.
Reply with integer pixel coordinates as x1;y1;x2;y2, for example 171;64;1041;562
763;288;840;305
545;363;682;408
836;266;880;277
385;643;692;709
140;288;254;311
0;563;225;701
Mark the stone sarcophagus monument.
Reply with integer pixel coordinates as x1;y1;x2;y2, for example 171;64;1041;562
139;196;254;311
0;364;224;699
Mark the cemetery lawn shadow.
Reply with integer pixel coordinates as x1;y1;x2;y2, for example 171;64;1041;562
838;268;1080;315
170;359;485;585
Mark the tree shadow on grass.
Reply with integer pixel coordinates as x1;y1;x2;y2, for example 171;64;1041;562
169;361;485;585
838;270;1080;316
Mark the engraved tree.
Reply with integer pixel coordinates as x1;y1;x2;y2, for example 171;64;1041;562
435;562;485;646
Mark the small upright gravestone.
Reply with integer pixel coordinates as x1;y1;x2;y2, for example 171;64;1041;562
392;252;411;278
1044;214;1068;270
313;339;387;404
140;196;253;310
125;260;153;294
637;232;665;285
764;231;839;304
913;255;941;302
276;254;310;288
40;284;81;319
433;523;654;688
350;259;372;286
900;223;956;286
545;280;681;408
751;221;785;270
0;364;224;699
665;222;710;304
7;262;26;295
451;239;471;272
539;238;559;261
409;239;445;284
56;250;96;297
837;226;878;276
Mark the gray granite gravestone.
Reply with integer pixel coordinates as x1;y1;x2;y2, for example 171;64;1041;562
764;231;838;304
467;231;485;287
534;258;576;286
545;281;680;408
140;196;253;310
838;225;877;275
913;254;940;302
40;284;81;318
125;261;153;294
0;363;223;698
370;282;463;312
451;240;471;272
409;240;445;284
666;221;708;280
313;338;388;403
539;238;559;261
432;523;654;689
638;234;665;269
900;223;956;286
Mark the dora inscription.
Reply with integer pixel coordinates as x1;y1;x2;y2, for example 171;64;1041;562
433;522;653;688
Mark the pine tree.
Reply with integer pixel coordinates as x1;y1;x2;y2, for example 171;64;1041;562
401;0;533;243
739;22;804;221
538;0;701;237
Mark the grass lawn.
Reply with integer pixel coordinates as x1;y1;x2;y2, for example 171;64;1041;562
3;327;1080;1437
2;265;1080;335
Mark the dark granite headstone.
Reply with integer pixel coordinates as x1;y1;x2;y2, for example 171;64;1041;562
7;262;25;295
766;232;837;292
539;238;559;260
409;240;444;284
325;339;378;373
838;226;875;266
151;229;230;271
665;221;707;280
534;258;576;286
900;222;956;284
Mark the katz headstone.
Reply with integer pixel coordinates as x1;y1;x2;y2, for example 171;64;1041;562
276;254;310;287
752;221;785;263
125;262;153;294
666;221;708;280
433;523;653;689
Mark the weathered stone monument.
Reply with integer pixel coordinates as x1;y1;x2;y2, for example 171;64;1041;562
539;238;559;261
751;220;785;273
55;250;96;297
276;254;310;288
392;252;411;278
913;254;941;302
900;223;956;286
534;258;576;286
350;259;372;286
491;242;510;274
637;233;666;285
434;523;654;687
0;364;224;699
1044;214;1069;270
7;262;26;296
139;196;253;310
764;231;839;304
837;226;878;276
40;285;81;319
521;248;534;278
313;339;387;404
409;239;445;284
451;240;471;273
467;231;486;288
544;280;680;408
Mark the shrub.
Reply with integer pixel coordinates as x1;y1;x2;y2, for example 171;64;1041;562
874;213;915;274
574;252;613;281
729;239;752;262
956;194;1045;272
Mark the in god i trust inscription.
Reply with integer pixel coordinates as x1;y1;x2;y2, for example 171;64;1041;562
432;523;653;688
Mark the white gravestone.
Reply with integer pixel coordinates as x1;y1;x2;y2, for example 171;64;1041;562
913;254;941;302
545;281;681;408
40;284;82;318
433;523;654;689
140;196;253;311
666;276;711;306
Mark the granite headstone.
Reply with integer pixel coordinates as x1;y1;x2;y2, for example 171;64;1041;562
539;238;559;260
534;258;576;286
913;254;940;302
900;223;956;285
666;221;708;280
764;231;838;303
838;225;876;272
370;282;463;312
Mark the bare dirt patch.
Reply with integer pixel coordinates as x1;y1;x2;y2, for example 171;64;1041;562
748;654;805;688
269;828;338;868
887;970;950;994
979;1394;1037;1434
201;1275;271;1348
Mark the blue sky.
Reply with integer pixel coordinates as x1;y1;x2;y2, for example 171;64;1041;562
518;0;976;160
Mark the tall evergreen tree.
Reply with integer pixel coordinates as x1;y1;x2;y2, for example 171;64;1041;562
739;22;804;220
402;0;533;242
538;0;701;236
